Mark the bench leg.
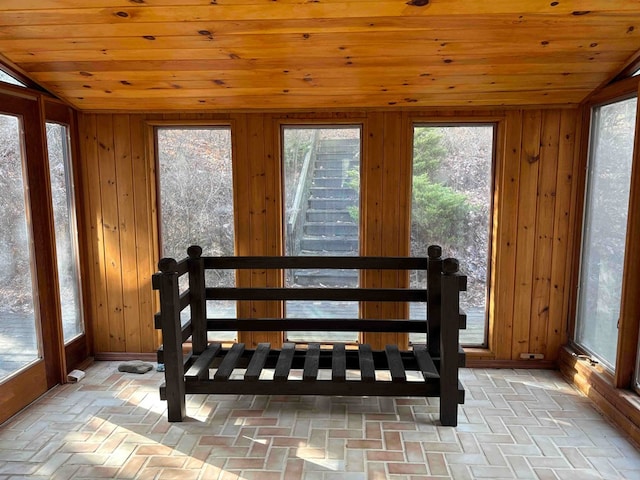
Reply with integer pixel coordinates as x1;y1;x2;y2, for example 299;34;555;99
165;357;186;422
439;393;458;427
165;382;186;422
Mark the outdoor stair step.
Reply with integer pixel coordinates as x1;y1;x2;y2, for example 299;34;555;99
293;269;359;287
306;209;354;222
304;222;358;236
313;168;347;179
310;187;357;199
300;236;359;252
315;158;358;168
317;143;360;153
308;198;356;209
312;177;344;187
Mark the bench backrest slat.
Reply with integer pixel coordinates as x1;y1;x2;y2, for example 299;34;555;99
204;256;428;270
205;287;427;303
205;318;429;333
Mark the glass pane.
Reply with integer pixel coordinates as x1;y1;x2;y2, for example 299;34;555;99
576;97;637;369
410;125;494;347
0;114;40;380
0;70;26;87
283;127;361;343
157;127;235;341
46;122;84;343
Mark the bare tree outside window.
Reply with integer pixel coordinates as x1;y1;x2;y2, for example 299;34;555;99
0;114;40;380
46;122;84;343
157;127;236;341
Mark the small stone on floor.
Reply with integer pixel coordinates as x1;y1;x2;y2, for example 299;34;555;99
118;360;154;374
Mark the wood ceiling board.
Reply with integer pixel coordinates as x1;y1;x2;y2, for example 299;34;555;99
1;1;639;111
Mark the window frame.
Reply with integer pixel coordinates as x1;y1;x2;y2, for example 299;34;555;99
567;75;640;390
572;95;638;371
279;123;364;344
409;121;498;349
152;122;238;341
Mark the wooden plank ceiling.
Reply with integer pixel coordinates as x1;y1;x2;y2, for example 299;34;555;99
1;0;640;111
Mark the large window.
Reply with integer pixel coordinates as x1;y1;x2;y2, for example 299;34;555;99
0;113;40;380
157;127;235;341
46;122;84;343
410;125;494;346
575;97;637;369
282;126;361;343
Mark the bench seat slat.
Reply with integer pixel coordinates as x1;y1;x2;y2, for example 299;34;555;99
245;343;271;381
274;343;296;381
332;343;346;382
185;343;221;381
303;343;321;381
214;343;245;381
385;345;406;383
413;344;439;379
358;344;376;383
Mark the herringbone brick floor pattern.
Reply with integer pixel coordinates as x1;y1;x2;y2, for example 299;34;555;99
0;363;638;479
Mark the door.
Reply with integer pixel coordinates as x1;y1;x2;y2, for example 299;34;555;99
0;92;64;424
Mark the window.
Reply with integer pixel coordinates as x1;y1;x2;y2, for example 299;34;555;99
575;97;637;369
410;125;495;346
46;122;84;343
156;127;236;341
282;126;361;343
0;113;40;380
0;70;26;88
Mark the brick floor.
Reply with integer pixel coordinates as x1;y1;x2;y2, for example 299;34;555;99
0;363;639;479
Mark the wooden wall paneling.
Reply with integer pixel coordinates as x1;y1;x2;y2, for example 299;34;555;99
247;113;267;347
131;114;159;352
511;110;542;360
615;83;640;388
113;115;141;352
95;114;126;352
491;110;522;359
397;112;412;344
232;113;252;345
529;110;561;357
234;114;281;347
78;113;110;353
379;111;408;349
231;114;251;343
546;109;579;362
262;114;283;334
361;112;385;348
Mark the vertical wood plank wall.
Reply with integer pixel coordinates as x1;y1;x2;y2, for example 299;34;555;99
77;108;581;362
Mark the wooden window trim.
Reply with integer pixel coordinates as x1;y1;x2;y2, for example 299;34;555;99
44;98;93;372
572;81;640;388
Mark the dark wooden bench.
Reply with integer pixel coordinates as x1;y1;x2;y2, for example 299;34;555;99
153;245;467;426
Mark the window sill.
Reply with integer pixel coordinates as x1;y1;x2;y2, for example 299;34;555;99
558;345;640;445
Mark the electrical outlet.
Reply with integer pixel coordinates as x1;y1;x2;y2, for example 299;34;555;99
520;353;544;360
